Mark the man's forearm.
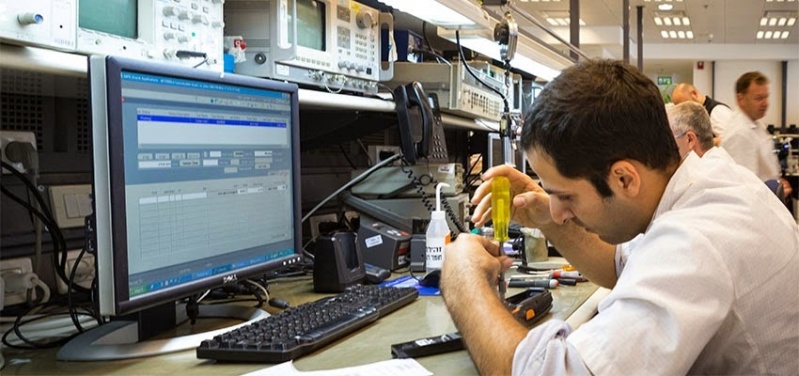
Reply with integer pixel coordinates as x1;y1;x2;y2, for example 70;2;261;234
442;276;528;375
538;221;618;289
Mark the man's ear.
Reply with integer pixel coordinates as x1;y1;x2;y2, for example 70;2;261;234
608;160;641;197
685;131;697;147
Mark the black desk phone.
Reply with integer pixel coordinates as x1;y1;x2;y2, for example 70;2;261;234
393;82;448;165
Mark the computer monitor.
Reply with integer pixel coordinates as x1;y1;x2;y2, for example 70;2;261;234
57;55;303;360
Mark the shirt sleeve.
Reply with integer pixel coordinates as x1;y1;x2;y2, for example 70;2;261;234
512;320;593;376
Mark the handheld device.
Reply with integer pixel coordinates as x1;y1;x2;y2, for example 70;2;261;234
505;288;553;326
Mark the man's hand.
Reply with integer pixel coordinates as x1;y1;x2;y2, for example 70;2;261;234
471;165;554;229
441;234;514;290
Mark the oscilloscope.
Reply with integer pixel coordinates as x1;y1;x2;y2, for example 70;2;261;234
225;0;393;95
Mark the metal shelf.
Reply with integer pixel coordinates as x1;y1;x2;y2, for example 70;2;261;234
0;43;498;131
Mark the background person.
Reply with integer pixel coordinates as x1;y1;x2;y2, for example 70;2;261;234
671;82;733;144
668;101;732;160
719;71;791;197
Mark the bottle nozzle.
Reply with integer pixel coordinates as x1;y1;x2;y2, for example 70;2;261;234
435;182;450;212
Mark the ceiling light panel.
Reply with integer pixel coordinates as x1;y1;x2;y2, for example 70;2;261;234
653;11;693;40
755;11;797;41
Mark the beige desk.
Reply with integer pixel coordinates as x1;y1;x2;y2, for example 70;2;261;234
1;276;601;375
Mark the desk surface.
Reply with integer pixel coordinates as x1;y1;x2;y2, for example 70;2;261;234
1;276;600;375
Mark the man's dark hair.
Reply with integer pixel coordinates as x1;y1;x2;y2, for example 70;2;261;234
520;59;680;197
735;71;768;95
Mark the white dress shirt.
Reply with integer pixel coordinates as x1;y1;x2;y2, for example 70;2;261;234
512;153;799;376
719;110;780;181
701;145;734;162
708;103;734;138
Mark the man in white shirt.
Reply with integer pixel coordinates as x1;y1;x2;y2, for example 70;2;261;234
441;59;799;376
668;101;732;160
671;82;733;144
720;72;791;196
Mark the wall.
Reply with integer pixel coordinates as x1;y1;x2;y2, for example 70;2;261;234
691;61;713;99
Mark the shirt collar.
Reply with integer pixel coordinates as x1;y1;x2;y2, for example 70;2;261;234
733;110;761;129
651;153;701;223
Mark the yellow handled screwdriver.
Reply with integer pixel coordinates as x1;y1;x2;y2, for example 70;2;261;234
491;176;511;244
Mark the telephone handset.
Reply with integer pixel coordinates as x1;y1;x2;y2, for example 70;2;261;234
394;82;434;165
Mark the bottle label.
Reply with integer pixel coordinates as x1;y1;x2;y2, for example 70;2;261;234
425;235;450;272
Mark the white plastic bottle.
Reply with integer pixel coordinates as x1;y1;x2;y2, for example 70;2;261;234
425;182;451;274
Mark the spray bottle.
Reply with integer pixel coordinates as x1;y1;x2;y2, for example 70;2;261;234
425;182;451;274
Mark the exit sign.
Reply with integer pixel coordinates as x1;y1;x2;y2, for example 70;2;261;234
657;76;673;85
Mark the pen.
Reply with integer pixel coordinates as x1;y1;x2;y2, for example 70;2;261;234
551;270;583;279
508;279;559;289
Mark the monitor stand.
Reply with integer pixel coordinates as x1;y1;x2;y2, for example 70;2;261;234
56;302;269;361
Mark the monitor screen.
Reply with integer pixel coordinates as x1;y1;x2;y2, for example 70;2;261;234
88;56;303;317
79;0;138;39
296;0;326;51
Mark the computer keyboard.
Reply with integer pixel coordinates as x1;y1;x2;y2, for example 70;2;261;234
196;285;419;362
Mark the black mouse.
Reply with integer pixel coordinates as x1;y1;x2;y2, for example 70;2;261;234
418;269;441;288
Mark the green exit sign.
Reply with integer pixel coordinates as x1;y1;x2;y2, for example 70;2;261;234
658;76;673;85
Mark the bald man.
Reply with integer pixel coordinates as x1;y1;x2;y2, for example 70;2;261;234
671;83;733;142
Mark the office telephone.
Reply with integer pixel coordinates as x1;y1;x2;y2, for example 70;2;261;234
393;82;448;165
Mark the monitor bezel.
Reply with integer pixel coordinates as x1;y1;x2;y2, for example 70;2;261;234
90;55;303;316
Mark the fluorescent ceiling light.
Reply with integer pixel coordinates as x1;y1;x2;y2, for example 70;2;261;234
437;28;570;82
375;0;489;29
658;4;673;11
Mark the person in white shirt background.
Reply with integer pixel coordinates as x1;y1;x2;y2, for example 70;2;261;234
671;82;734;145
440;59;799;376
668;101;732;160
720;71;792;197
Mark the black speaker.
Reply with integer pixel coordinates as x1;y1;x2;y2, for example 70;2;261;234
313;231;366;293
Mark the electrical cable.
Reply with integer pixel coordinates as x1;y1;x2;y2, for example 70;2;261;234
301;153;402;224
192;58;210;69
376;83;397;101
2;308;97;349
464;154;483;184
31;277;50;307
31;175;43;280
399;161;468;234
0;161;79;294
338;144;357;169
422;21;435;53
65;247;94;332
244;280;270;305
455;31;509;112
0;185;84;295
0;164;99;337
409;48;451;66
